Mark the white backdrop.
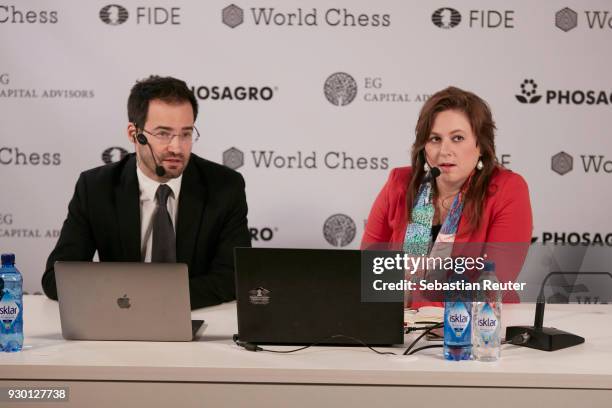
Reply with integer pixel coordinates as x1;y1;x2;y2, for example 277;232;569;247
1;0;611;292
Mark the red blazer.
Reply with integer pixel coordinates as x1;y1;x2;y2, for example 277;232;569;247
362;166;533;305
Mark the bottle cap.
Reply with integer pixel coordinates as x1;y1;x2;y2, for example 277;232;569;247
1;253;15;266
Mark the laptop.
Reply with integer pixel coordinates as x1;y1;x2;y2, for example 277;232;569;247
55;262;204;341
234;248;404;346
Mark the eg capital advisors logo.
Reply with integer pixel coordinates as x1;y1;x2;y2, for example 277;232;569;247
324;72;358;106
323;214;356;247
222;4;244;28
99;4;129;25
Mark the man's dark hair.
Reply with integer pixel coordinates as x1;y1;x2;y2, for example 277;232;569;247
127;75;198;128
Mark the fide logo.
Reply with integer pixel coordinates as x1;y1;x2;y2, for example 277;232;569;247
551;151;573;175
223;147;244;170
323;214;356;247
324;73;358;106
432;8;461;29
249;287;270;305
222;4;244;28
555;7;578;32
102;147;129;164
515;79;542;104
99;4;129;25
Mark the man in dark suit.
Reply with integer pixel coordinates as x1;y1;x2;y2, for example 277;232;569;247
42;75;251;309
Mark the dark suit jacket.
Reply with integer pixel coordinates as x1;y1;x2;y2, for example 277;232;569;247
42;153;251;309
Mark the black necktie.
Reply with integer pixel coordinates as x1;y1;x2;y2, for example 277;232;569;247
152;184;176;263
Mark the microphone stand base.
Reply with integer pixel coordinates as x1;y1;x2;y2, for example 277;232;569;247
505;325;585;351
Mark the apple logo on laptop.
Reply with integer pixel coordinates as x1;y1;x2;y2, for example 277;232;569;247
117;294;131;309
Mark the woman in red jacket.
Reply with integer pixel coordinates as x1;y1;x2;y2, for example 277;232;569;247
362;87;533;306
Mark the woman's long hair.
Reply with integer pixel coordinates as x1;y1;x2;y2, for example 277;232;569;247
407;86;500;232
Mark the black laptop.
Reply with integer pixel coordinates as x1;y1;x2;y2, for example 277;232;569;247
234;248;404;346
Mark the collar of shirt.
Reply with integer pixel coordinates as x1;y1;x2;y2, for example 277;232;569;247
136;162;183;204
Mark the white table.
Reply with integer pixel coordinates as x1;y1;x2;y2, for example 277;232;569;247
0;296;610;408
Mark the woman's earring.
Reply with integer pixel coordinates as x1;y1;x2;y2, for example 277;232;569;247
476;159;484;170
424;162;430;172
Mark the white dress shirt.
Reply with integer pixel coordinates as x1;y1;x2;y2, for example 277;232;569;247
136;163;182;262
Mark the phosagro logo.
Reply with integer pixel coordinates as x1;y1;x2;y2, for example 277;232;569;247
534;232;612;246
323;214;356;247
324;72;358;106
432;8;461;29
551;151;573;175
515;79;541;104
223;147;244;169
99;4;129;25
249;227;277;242
515;78;612;105
190;85;275;101
102;147;129;164
222;4;243;28
556;7;578;32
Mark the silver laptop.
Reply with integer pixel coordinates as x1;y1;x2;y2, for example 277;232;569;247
55;262;203;341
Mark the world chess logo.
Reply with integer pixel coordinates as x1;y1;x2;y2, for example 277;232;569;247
223;147;244;170
249;287;271;305
515;79;542;104
324;73;358;106
102;147;129;164
555;7;578;32
551;151;573;175
223;4;244;28
431;8;461;29
323;214;356;247
99;4;129;25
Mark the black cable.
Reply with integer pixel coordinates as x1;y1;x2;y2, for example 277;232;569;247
233;334;396;355
407;344;444;355
403;323;444;355
234;326;528;357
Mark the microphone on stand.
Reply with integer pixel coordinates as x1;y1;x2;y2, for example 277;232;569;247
505;271;612;351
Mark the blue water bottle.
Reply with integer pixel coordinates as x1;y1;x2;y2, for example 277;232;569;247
0;253;24;352
444;272;472;361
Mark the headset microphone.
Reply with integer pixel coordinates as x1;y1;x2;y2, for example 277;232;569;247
135;131;166;177
420;150;441;182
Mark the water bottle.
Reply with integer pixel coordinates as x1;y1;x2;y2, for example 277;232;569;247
444;272;472;361
472;261;501;361
0;253;23;352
